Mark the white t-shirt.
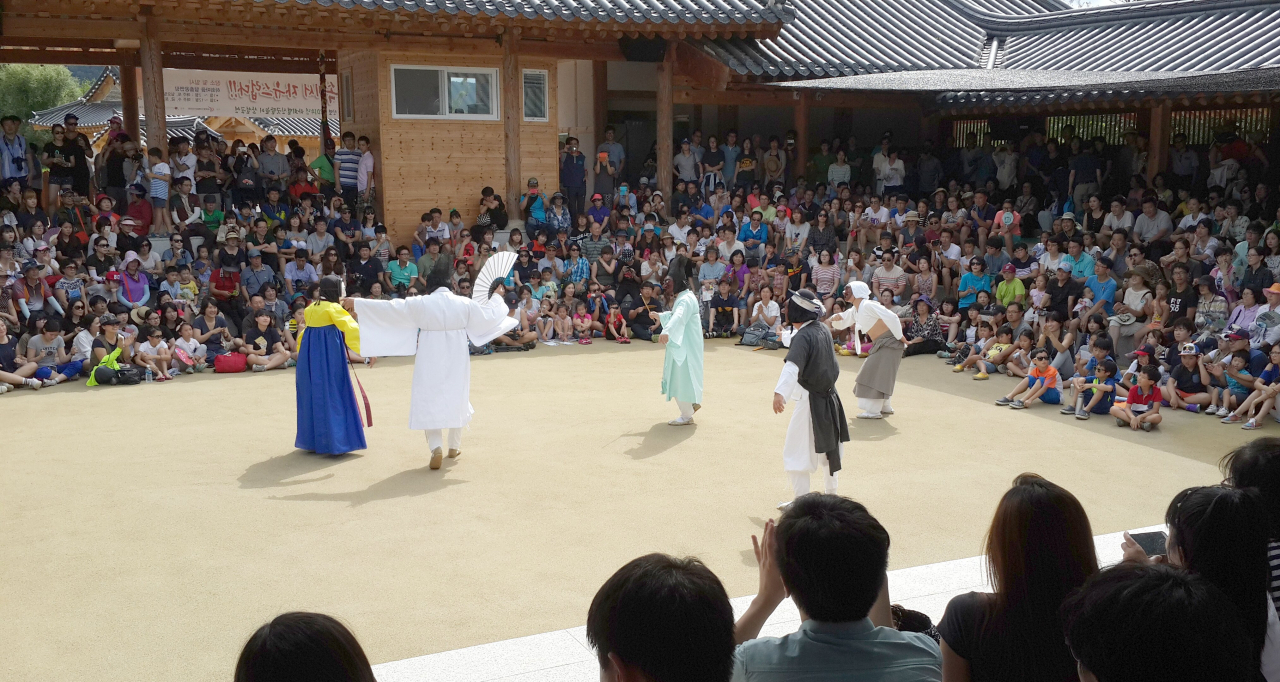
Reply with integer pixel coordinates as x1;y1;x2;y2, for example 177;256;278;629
71;329;95;362
862;206;890;228
174;337;203;357
1178;211;1210;231
668;223;692;244
753;300;781;332
1103;211;1134;232
641;260;666;284
357;151;375;192
138;339;167;356
172;152;197;184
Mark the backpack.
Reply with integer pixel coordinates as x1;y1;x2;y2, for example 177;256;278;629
741;321;769;347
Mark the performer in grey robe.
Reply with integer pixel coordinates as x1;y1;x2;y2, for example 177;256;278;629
772;290;850;508
833;280;906;418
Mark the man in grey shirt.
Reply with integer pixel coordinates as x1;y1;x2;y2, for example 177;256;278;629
674;139;699;183
1132;196;1172;248
256;135;290;194
597;126;625;177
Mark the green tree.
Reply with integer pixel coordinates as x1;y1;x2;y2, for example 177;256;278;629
0;64;86;146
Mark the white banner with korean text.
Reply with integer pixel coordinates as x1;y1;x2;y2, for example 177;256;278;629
163;69;339;119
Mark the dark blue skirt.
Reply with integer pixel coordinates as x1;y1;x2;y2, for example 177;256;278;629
295;325;367;455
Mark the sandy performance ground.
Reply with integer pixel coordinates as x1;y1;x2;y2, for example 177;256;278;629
1;340;1238;681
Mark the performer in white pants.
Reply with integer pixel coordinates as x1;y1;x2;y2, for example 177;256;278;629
353;258;517;470
833;281;905;419
773;290;850;509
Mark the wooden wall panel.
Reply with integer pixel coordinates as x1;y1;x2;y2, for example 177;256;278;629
371;50;561;246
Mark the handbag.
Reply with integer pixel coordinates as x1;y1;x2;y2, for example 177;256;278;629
214;352;248;373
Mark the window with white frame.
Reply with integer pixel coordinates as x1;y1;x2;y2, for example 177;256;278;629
522;69;548;122
390;65;498;120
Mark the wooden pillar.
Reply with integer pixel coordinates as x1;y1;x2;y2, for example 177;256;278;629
794;92;808;184
118;63;140;144
593;60;608;145
1148;100;1173;182
138;13;166;154
656;45;674;200
503;31;522;212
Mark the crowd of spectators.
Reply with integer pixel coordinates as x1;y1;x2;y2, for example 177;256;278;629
231;436;1280;682
4;116;1280;402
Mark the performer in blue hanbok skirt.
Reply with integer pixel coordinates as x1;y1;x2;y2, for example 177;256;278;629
295;279;366;455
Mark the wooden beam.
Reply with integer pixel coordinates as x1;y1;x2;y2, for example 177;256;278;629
671;39;730;91
794;91;807;184
656;43;673;200
0;46;138;66
119;63;140;144
673;87;913;109
503;31;522;214
518;39;623;61
139;13;167;154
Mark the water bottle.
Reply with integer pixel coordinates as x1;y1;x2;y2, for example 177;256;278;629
145;367;153;384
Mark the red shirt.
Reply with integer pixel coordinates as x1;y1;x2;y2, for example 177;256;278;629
209;268;241;301
289;181;319;202
1126;385;1163;413
126;200;153;235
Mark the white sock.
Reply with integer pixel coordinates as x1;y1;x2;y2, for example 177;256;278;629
824;469;839;494
676;400;695;419
426;430;443;451
858;397;883;414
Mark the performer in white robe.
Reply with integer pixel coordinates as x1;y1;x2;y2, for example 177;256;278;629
832;281;906;419
352;262;517;469
773;290;849;509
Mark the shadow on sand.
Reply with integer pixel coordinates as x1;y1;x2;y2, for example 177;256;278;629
238;450;364;489
847;417;899;441
621;422;699;459
270;459;466;507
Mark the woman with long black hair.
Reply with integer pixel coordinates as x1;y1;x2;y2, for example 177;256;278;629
939;473;1098;682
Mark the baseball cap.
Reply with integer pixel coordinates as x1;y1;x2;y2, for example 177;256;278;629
1061;211;1076;221
1224;324;1250;340
128;183;146;195
1001;263;1016;273
1132;344;1155;357
1057;262;1072;271
248;248;262;258
21;259;39;272
592;193;603;201
1178;342;1201;356
99;313;120;327
527;177;539;186
34;241;49;252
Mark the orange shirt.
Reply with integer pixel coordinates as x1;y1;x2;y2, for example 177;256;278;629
1029;365;1059;388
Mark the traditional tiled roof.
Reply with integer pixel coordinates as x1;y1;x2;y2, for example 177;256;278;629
275;0;793;25
250;117;340;139
699;0;1280;81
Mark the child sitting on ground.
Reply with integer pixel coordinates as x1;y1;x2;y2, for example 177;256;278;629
604;301;630;343
535;297;556;342
553;303;572;343
1112;364;1163;431
707;278;740;338
1005;329;1038;378
942;305;983;363
1061;359;1118;420
1165;342;1212;413
996;347;1061;409
1120;344;1163;391
954;323;1008;380
1075;336;1114;380
172;321;207;373
1223;344;1280;428
572;301;593;344
1207;350;1254;417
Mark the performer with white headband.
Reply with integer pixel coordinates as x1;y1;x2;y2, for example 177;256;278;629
833;280;906;419
773;289;850;508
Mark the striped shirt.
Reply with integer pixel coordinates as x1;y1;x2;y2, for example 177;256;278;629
334;148;362;189
1270;539;1280;613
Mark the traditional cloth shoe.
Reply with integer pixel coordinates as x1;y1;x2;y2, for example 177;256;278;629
855;412;883;419
429;448;444;470
668;416;695;426
693;403;701;412
776;500;794;511
447;449;462;459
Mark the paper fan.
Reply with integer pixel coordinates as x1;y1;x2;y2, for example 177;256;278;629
473;251;518;301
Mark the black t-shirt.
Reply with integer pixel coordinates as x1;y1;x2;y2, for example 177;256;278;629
1171;363;1206;393
0;335;18;372
243;325;281;353
1044;277;1080;318
628;295;662;329
43;141;75;177
787;261;811;290
710;293;738;325
195;158;221;195
702;148;725;172
938;591;1078;682
104;151;127;188
513;259;539;285
1167;286;1195;321
347;258;383;294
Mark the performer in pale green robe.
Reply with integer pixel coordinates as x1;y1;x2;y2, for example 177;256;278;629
650;255;704;425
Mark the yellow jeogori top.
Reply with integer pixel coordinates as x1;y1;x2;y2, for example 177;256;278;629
299;300;361;355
